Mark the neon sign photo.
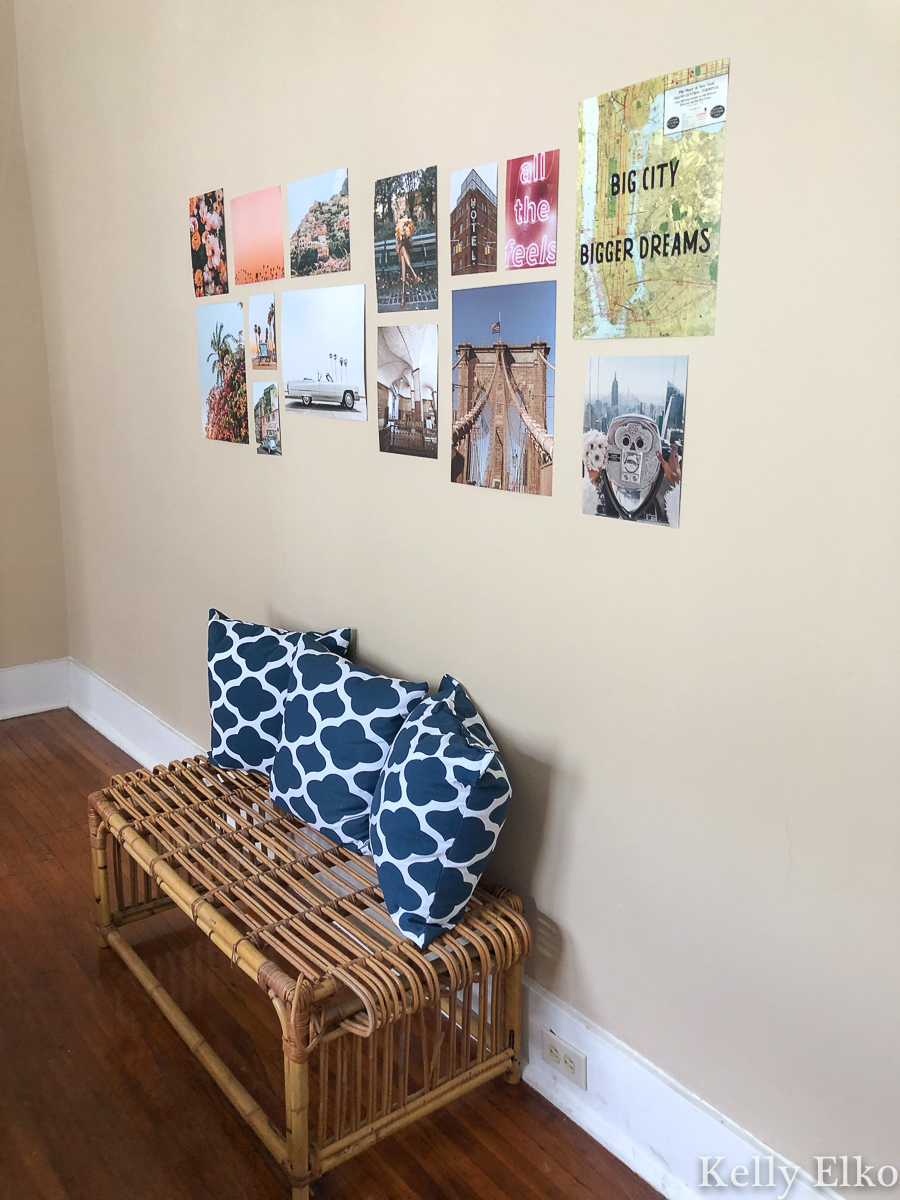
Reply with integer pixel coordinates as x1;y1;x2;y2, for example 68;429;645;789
505;149;560;271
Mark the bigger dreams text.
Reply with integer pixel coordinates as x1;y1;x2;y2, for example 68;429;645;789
580;227;711;265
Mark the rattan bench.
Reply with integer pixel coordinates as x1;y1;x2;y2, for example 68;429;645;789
89;756;531;1198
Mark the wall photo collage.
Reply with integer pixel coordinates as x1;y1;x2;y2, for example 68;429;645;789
191;58;729;530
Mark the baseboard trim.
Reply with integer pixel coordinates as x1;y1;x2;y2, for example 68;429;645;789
522;978;837;1200
67;660;204;769
0;656;203;768
0;657;69;719
2;658;833;1200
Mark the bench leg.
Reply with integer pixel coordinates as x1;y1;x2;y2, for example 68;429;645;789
285;1054;310;1200
89;809;111;946
504;960;523;1084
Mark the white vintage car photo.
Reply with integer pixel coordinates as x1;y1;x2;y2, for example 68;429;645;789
285;374;361;411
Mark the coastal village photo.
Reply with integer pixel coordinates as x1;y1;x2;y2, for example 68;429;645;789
288;168;351;278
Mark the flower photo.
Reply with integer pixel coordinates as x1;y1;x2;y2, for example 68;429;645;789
196;301;248;444
189;189;228;297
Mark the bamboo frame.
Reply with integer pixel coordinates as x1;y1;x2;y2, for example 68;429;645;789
89;757;530;1198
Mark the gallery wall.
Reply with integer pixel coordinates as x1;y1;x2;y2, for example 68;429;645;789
0;0;67;671
12;0;899;1173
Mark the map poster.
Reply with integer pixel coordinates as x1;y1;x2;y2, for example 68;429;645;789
574;59;729;340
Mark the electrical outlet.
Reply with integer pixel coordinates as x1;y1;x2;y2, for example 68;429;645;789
541;1028;587;1090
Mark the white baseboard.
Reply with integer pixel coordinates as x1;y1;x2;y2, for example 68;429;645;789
0;657;70;719
67;659;203;769
522;978;837;1200
1;658;834;1200
0;656;203;768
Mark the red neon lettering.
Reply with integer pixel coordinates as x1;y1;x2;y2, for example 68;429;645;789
514;194;540;226
518;152;547;186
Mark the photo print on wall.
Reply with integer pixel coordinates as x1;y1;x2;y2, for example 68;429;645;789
505;150;559;270
449;164;498;277
281;283;366;421
574;59;729;338
288;168;350;278
253;381;282;456
374;166;437;313
583;355;687;527
451;280;555;496
196;300;248;444
377;325;438;459
249;293;277;370
189;189;228;297
231;185;285;284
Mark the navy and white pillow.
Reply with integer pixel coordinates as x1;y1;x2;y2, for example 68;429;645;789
270;635;428;852
208;610;351;774
370;675;511;947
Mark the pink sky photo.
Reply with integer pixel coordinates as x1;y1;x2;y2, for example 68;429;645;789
231;186;285;283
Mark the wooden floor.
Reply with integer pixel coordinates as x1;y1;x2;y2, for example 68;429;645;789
0;709;660;1200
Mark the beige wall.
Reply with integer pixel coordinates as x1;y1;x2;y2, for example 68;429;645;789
0;0;66;669
13;0;899;1170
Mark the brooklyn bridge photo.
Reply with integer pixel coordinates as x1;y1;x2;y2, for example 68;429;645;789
451;281;555;496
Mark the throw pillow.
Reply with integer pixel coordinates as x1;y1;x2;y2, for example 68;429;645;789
270;635;428;853
370;675;511;947
208;610;351;774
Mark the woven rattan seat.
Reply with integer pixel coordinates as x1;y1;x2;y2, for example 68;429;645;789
89;756;530;1198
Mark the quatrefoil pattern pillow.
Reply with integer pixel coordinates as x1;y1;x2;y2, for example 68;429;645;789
370;675;511;947
269;636;428;853
208;611;351;774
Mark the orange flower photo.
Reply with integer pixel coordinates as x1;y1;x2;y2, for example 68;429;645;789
188;188;228;297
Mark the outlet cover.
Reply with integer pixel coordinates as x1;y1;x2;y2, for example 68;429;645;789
541;1027;587;1090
